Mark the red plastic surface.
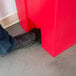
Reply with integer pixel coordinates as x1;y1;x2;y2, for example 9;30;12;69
15;0;76;57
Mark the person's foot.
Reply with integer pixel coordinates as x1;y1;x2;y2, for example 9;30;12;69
14;28;41;49
15;32;36;49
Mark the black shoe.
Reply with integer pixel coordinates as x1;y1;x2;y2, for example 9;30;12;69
14;28;41;49
15;32;36;49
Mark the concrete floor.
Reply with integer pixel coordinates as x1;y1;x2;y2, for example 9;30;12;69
0;23;76;76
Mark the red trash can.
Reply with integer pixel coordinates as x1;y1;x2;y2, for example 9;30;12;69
15;0;76;57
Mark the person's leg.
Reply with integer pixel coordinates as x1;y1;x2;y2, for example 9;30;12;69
0;25;16;55
0;24;41;56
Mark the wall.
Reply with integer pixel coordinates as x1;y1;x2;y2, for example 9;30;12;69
0;0;16;18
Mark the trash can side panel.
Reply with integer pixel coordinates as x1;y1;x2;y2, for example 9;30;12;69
40;0;57;57
55;0;76;56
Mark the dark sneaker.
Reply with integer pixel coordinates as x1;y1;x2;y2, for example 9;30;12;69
15;32;36;49
14;28;41;49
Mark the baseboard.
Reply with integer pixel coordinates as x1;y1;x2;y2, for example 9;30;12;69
0;12;19;28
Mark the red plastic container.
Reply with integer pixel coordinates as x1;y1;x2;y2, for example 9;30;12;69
15;0;76;57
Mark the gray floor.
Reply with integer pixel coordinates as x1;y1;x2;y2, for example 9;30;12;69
0;23;76;76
